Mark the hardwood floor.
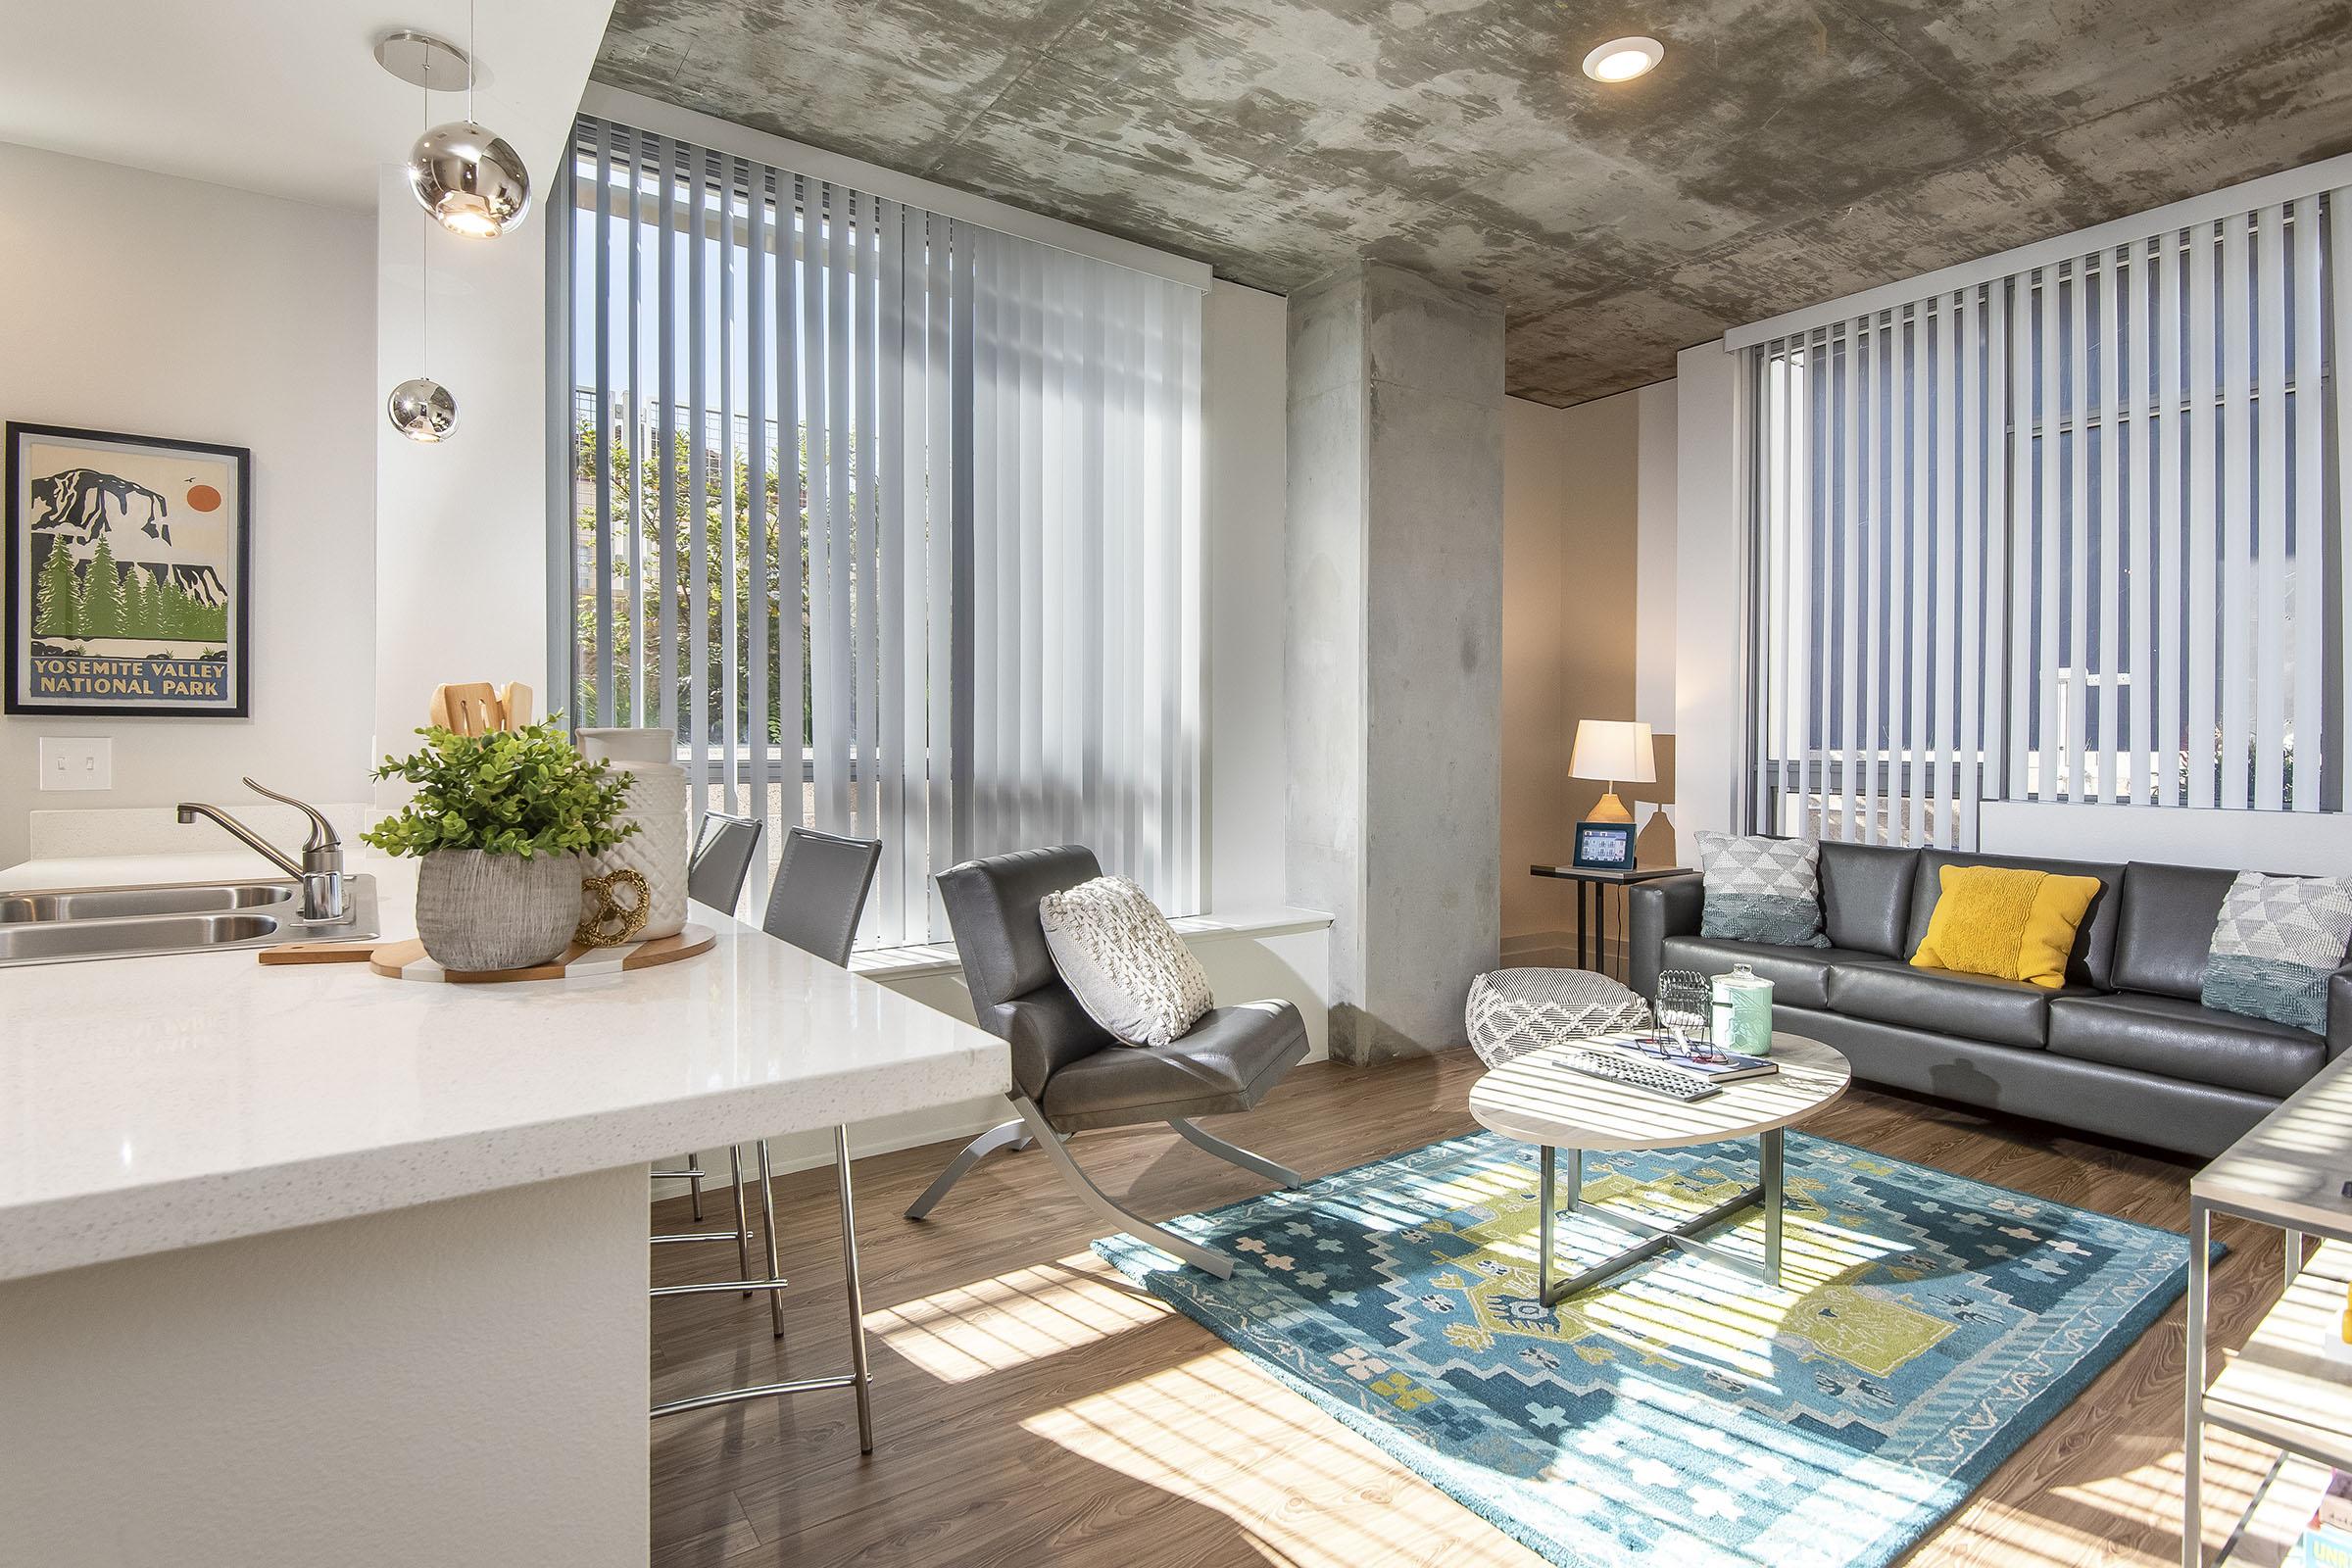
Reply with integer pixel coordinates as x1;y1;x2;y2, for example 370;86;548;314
649;1051;2291;1568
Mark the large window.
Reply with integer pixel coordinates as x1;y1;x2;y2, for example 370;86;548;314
552;116;1203;944
1744;178;2350;846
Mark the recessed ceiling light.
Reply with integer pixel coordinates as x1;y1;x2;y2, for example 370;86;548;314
1583;36;1663;83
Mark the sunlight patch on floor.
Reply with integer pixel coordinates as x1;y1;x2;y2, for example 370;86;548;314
1022;1348;1542;1568
2045;1434;2277;1564
1919;1494;2155;1568
866;1254;1169;1383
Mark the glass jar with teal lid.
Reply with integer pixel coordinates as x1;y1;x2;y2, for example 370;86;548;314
1711;963;1775;1055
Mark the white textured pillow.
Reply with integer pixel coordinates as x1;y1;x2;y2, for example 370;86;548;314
1039;875;1213;1047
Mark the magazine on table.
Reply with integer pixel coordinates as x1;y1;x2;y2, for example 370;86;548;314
1617;1033;1782;1082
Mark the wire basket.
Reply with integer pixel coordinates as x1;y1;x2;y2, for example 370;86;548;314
1651;969;1713;1050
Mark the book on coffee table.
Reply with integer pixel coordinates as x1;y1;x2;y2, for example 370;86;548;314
1619;1036;1783;1082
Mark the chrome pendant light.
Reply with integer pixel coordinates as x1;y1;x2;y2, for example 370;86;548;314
380;32;461;442
409;121;531;238
388;376;458;443
401;2;530;239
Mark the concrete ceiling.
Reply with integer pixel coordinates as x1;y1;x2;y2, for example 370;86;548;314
595;0;2352;406
0;1;614;213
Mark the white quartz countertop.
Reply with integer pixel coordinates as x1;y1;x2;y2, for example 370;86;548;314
0;849;1009;1282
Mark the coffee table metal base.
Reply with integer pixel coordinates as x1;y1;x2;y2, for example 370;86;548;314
1536;1130;1786;1305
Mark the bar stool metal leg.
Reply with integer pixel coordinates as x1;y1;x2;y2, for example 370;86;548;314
651;1126;877;1437
685;1151;706;1221
836;1124;874;1454
756;1139;786;1339
729;1144;755;1297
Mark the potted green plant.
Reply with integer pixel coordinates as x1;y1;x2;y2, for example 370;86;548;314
366;719;638;972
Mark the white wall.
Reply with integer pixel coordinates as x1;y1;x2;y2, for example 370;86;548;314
1202;278;1291;911
1635;379;1679;736
0;144;376;870
1501;386;1687;963
1673;341;1744;841
1500;397;1569;956
371;170;552;770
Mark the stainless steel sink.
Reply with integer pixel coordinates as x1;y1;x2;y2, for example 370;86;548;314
0;876;379;967
0;882;289;923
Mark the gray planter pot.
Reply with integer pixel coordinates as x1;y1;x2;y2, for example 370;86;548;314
416;849;583;972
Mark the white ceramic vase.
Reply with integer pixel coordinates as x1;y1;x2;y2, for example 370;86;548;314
576;727;690;940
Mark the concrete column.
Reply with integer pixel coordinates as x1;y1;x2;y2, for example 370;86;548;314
1285;262;1504;1064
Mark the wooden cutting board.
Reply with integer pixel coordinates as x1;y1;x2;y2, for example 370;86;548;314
258;924;714;983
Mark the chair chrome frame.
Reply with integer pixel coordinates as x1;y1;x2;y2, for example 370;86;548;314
906;1097;1298;1279
907;847;1308;1277
909;847;1309;1278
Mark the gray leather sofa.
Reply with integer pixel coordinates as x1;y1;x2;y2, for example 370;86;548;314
1628;845;2352;1158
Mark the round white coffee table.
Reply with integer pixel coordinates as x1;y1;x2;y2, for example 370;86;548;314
1467;1030;1851;1303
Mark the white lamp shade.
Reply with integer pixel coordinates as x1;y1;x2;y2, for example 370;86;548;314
1569;719;1655;784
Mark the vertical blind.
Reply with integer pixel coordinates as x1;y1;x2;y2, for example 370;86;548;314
553;116;1204;944
1747;180;2350;847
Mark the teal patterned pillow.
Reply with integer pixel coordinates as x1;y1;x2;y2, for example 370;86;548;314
1695;832;1831;949
2202;872;2352;1034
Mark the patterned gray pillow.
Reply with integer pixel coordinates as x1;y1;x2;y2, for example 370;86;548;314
1695;832;1831;949
2201;871;2352;1034
1040;874;1214;1047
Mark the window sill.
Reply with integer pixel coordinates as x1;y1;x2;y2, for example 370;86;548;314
848;904;1335;983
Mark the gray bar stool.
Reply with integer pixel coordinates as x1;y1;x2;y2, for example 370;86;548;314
650;826;883;1454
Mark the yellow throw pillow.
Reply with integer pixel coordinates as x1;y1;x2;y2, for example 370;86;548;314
1910;864;2102;989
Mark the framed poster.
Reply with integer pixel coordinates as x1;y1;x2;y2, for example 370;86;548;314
6;422;251;717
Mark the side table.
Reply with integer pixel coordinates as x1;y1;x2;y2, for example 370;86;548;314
1529;863;1688;981
2182;1050;2352;1565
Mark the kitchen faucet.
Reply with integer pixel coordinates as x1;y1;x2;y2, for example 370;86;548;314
176;779;350;923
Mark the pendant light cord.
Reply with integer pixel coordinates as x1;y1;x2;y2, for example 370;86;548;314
419;58;431;374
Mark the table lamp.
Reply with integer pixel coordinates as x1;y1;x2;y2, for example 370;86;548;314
1570;719;1654;824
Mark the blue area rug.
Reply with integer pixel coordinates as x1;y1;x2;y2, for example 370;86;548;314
1096;1130;2201;1568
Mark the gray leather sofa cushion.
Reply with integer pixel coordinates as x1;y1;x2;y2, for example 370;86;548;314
2113;861;2236;1000
1827;958;2088;1050
1658;934;1882;1010
1819;843;1918;956
1776;1003;2278;1159
1903;849;2127;989
1039;1001;1309;1132
2047;992;2326;1099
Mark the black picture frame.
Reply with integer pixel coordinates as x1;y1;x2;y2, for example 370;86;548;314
6;421;252;718
1572;820;1636;871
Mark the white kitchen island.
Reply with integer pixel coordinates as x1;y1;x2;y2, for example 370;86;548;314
0;850;1009;1568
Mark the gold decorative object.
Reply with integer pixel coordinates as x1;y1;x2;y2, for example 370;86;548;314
576;868;652;948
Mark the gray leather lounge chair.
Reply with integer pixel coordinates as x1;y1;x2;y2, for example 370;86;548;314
905;845;1311;1277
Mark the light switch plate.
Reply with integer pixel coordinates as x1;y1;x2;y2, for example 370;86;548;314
38;737;112;792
